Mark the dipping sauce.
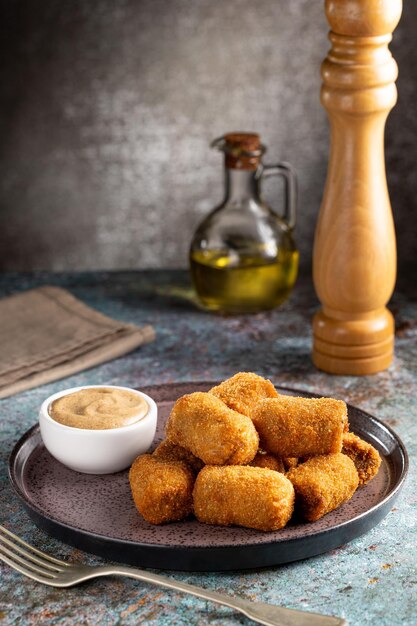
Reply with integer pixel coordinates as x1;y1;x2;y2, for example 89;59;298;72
49;387;148;430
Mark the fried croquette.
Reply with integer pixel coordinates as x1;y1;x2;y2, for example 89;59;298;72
287;453;359;522
166;392;259;465
210;372;278;417
193;465;295;531
129;454;194;524
249;450;285;473
252;396;348;457
342;432;381;485
153;439;204;473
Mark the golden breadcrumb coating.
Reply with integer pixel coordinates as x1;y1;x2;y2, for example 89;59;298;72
153;439;204;473
342;432;381;485
193;465;295;531
287;453;359;522
252;396;348;457
283;457;298;471
129;454;195;525
249;451;285;473
210;372;278;417
166;392;259;465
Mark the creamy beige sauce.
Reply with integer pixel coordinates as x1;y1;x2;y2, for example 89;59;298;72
50;388;148;430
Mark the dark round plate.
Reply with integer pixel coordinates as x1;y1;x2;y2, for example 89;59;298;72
9;383;408;571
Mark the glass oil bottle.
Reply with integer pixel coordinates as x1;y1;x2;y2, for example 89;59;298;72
190;133;298;313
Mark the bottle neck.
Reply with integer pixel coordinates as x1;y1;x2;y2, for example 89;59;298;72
224;168;261;203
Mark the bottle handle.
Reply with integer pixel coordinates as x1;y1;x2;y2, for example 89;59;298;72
259;162;297;230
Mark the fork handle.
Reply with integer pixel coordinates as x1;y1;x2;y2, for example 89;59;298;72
91;565;345;626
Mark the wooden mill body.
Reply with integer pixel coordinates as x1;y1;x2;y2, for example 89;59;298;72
312;0;402;375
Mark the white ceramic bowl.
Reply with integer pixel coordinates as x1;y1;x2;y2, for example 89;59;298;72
39;385;157;474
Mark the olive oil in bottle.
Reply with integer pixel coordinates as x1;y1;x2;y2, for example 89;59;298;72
191;249;299;313
189;133;299;313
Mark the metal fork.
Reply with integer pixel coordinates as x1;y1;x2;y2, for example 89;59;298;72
0;525;345;626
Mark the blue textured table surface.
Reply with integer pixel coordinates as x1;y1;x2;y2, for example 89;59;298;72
0;272;416;626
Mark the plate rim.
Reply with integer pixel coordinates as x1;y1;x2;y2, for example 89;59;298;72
8;383;409;566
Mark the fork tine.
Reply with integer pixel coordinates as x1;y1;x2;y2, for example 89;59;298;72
0;534;62;572
0;526;69;567
0;550;58;586
0;544;57;578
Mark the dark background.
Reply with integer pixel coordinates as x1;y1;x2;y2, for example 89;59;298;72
0;0;416;285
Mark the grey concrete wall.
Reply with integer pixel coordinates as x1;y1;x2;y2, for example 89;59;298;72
0;0;416;277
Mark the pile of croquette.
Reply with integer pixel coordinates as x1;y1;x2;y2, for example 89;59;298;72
129;373;381;531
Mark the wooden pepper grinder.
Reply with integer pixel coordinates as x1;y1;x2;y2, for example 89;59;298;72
312;0;402;375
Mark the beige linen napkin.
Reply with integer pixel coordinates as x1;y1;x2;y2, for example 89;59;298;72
0;286;155;399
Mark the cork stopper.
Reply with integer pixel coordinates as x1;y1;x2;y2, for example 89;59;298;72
212;132;265;170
